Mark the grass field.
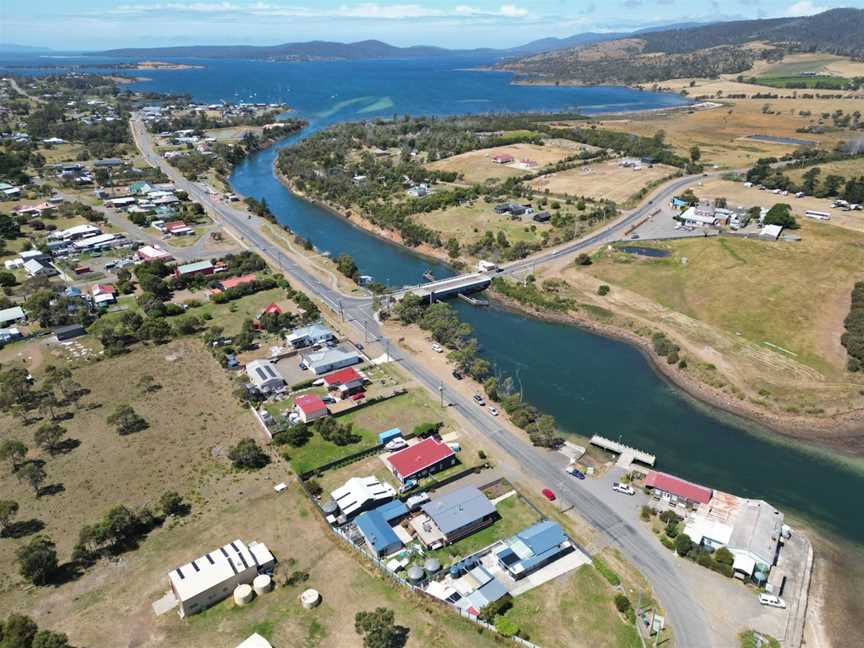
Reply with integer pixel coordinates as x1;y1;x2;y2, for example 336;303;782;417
785;158;864;184
528;160;678;204
411;199;550;248
755;75;849;89
585;220;864;375
502;562;642;648
426;141;579;184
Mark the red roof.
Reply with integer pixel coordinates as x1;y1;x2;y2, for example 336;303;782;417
323;367;362;386
92;283;116;295
294;393;326;415
263;302;282;315
387;438;454;479
494;154;514;162
220;273;257;290
644;471;712;504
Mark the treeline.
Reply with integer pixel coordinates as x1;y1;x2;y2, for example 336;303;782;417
842;281;864;371
147;111;302;133
0;613;74;648
747;156;864;203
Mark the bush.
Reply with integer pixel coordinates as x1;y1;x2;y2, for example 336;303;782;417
479;594;513;622
575;253;592;266
305;479;323;497
674;533;693;556
640;505;652;521
597;284;610;296
715;546;734;565
592;556;620;586
660;535;675;550
495;616;519;638
614;593;631;614
227;438;270;470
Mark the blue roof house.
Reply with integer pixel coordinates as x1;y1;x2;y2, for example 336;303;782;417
355;501;408;558
494;520;574;580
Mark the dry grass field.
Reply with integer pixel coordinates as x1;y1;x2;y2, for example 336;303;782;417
426;141;579;184
411;199;550;247
528;160;678;204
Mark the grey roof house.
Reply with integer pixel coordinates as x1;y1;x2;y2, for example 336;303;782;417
421;486;497;544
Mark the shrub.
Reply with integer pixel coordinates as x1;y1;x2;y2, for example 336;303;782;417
597;284;610;296
227;438;270;470
660;535;675;550
640;505;652;521
614;593;631;614
305;479;323;497
715;547;734;565
674;533;693;556
495;616;519;638
592;556;620;586
576;253;592;266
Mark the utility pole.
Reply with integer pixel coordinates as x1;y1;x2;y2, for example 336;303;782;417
438;382;444;408
363;319;368;344
338;300;344;321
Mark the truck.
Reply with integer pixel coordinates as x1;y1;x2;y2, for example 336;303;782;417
476;260;498;273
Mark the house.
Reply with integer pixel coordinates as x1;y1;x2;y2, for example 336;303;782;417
168;539;275;618
261;303;282;316
419;486;496;544
165;220;193;236
494;520;574;580
23;258;53;277
219;274;257;291
322;366;365;396
42;137;66;145
286;323;336;348
50;223;101;241
91;284;117;306
386;438;456;484
54;324;86;341
452;564;509;615
726;499;784;581
644;470;712;508
300;344;361;375
0;327;22;344
355;501;409;558
129;181;154;195
293;393;328;423
331;475;396;519
508;204;527;216
407;184;428;198
107;196;137;208
533;211;551;223
492;154;514;164
671;197;690;209
681;206;718;228
175;260;214;279
20;249;51;264
72;233;122;251
135;245;172;262
0;306;26;327
246;359;285;393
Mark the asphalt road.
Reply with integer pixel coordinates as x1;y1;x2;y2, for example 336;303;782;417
131;115;713;646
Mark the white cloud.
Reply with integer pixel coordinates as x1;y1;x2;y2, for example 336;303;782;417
499;4;529;17
784;1;826;17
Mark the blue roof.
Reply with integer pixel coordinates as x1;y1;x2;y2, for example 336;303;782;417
375;500;408;524
465;577;508;609
518;520;566;555
356;509;402;555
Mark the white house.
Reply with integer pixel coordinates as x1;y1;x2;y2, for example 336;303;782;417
246;359;286;393
330;475;396;518
168;539;275;617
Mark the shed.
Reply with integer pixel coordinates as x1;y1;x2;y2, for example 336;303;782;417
54;324;85;341
0;306;26;327
378;428;403;445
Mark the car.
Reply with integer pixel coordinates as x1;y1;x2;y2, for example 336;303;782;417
488;406;498;416
566;466;586;480
759;594;786;609
431;343;443;353
630;234;640;239
452;369;463;380
355;342;364;351
612;482;636;496
385;438;408;451
312;378;325;386
473;394;486;406
541;488;556;501
399;478;418;493
351;392;366;401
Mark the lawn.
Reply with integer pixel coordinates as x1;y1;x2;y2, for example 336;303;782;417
426;141;577;184
585;220;864;375
412;199;550;248
502;563;642;648
288;390;450;474
755;75;849;89
431;494;541;563
192;287;288;335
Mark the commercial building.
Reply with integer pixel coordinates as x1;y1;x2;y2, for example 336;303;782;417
175;260;214;279
331;475;396;519
355;500;409;557
23;258;54;277
168;539;275;617
135;245;173;262
286;323;336;348
72;233;122;251
494;520;574;580
386;438;456;484
49;223;102;241
300;344;361;375
419;486;496;544
246;359;286;393
293;393;328;423
644;470;712;508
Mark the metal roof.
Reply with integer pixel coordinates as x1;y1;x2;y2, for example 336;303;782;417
355;509;401;555
421;486;495;536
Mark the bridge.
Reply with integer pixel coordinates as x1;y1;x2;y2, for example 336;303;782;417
394;272;492;302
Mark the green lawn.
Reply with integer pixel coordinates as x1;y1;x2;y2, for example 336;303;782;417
755;75;849;89
502;564;642;648
192;287;286;335
432;494;541;563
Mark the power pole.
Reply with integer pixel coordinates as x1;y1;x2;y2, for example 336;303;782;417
338;300;344;321
438;382;444;408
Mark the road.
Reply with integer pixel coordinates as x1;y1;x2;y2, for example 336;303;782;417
130;115;713;646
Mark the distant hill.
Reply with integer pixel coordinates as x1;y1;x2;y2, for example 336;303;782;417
0;43;53;53
498;9;864;85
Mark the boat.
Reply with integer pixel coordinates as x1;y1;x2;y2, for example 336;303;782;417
422;269;434;281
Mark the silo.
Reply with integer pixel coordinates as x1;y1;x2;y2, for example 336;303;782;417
253;574;273;595
233;584;255;605
300;588;321;609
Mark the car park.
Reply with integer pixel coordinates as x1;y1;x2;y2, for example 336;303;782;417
759;594;786;609
542;488;556;501
612;482;635;496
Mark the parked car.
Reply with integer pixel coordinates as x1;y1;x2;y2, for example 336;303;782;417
473;394;486;406
312;378;325;386
488;406;498;416
385;438;408;451
431;343;443;353
566;466;586;480
759;594;786;609
452;369;463;380
542;488;556;501
399;478;418;493
355;342;364;351
612;482;635;496
351;392;366;401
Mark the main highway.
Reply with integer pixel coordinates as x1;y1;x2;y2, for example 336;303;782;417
130;115;713;646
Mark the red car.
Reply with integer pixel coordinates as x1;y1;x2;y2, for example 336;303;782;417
542;488;556;501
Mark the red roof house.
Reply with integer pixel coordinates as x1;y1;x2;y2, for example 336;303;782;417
165;220;193;235
323;367;364;391
493;153;514;164
219;273;257;291
644;471;712;506
294;393;328;423
386;438;456;484
262;302;283;316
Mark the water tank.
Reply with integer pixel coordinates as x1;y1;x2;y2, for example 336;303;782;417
321;498;338;515
407;565;425;583
424;558;441;574
253;574;273;595
300;588;321;609
233;584;254;605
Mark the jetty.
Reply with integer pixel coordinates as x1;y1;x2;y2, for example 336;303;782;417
590;434;656;471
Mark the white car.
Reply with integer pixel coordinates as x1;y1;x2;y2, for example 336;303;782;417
431;343;443;353
385;438;408;451
488;406;499;417
759;594;786;609
612;482;635;496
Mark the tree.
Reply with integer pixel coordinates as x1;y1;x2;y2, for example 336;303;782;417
0;614;38;647
495;616;519;638
445;237;461;259
272;423;312;447
34;422;66;456
763;203;798;229
354;608;407;648
674;533;693;556
714;546;734;565
336;253;359;281
801;166;821;195
32;630;73;648
107;404;148;436
689;145;701;163
575;253;592;266
0;439;28;471
16;535;59;585
227;438;270;470
0;499;19;536
614;593;632;613
0;271;16;287
159;491;186;517
17;462;47;496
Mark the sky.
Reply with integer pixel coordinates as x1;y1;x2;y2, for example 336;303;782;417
1;0;862;50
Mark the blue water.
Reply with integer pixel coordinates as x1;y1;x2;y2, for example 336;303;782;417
8;56;864;546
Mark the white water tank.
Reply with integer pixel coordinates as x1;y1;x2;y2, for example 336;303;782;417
253;574;273;595
300;588;321;609
234;584;255;606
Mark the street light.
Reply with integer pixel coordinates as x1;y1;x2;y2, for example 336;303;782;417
438;382;444;408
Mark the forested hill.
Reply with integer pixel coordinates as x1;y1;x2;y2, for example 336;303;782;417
498;9;864;85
